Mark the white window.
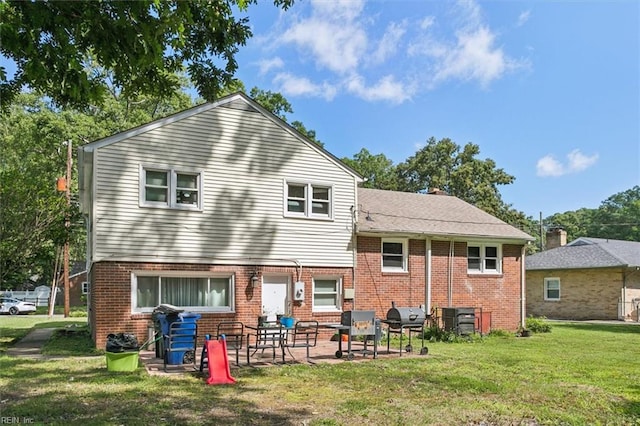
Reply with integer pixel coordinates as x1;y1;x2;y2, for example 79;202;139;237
382;239;408;272
544;277;561;301
81;281;89;294
285;181;332;219
467;244;501;274
140;165;203;210
312;277;342;312
132;273;234;313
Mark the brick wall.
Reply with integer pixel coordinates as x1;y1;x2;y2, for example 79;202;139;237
356;237;524;331
90;262;352;349
526;268;624;320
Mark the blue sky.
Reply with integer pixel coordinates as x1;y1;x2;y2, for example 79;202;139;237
3;1;637;219
232;0;639;219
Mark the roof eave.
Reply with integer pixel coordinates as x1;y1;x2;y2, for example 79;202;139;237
356;228;533;243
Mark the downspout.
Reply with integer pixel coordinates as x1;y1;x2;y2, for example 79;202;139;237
521;245;526;327
351;204;358;310
448;240;454;307
425;238;432;314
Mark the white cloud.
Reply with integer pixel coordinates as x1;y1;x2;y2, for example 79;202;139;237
432;26;511;87
371;21;408;65
567;149;599;172
420;16;436;30
517;10;531;27
409;1;527;89
345;74;411;103
273;72;337;100
257;57;284;75
536;149;599;177
279;1;367;74
258;0;527;103
536;155;565;177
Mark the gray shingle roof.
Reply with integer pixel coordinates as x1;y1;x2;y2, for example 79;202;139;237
526;237;640;270
356;188;534;241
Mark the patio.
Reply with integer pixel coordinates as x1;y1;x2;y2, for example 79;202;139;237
140;335;429;376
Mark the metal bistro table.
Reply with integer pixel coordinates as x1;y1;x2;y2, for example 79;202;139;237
245;322;291;365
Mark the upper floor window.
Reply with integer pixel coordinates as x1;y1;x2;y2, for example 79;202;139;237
140;166;202;210
312;277;342;312
382;239;408;272
467;244;501;274
132;273;234;313
285;182;332;219
544;277;560;301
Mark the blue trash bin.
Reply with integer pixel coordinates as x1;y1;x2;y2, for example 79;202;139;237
164;312;201;365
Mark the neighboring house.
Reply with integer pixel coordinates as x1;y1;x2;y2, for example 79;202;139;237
67;261;88;307
526;230;640;321
78;92;534;349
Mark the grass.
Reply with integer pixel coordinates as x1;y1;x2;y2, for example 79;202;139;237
0;315;87;355
1;320;639;425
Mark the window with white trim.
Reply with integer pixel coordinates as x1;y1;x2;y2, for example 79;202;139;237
81;281;89;294
544;277;560;301
132;273;234;313
382;239;408;272
140;166;202;210
285;182;332;219
312;277;342;312
467;244;501;274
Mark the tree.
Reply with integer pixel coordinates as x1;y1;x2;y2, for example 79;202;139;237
396;137;515;218
592;186;640;241
0;0;294;110
0;91;195;289
249;87;323;146
545;186;640;242
341;148;399;190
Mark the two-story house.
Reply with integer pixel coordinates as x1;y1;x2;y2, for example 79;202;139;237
79;92;533;349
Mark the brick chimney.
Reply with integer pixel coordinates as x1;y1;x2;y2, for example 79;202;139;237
428;188;448;195
546;228;567;250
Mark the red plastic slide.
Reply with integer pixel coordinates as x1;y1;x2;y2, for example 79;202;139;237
204;337;236;385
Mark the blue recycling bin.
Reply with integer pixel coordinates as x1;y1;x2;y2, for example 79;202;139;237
164;312;201;365
152;312;181;358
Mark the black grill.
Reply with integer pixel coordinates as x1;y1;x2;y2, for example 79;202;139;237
382;302;428;356
386;306;426;328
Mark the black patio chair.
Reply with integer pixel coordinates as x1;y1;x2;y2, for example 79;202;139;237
199;321;244;371
282;320;319;364
246;323;286;366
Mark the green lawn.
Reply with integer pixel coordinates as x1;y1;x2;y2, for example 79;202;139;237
0;319;638;425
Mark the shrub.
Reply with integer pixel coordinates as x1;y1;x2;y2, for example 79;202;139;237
526;315;552;333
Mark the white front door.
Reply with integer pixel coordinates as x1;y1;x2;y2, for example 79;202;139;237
261;275;289;322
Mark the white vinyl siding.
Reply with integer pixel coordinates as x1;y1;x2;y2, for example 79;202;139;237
90;103;358;267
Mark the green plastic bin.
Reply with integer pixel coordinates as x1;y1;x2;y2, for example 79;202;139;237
106;351;139;372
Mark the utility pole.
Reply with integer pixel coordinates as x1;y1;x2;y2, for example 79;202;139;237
539;211;544;251
62;140;72;317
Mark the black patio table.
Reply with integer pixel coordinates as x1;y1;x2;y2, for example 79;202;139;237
245;323;291;365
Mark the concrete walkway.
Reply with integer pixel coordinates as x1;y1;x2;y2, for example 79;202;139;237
6;328;57;359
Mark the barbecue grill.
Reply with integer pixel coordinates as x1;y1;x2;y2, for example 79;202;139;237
382;302;428;356
333;310;379;360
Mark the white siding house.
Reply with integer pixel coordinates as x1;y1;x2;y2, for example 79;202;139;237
79;93;362;348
